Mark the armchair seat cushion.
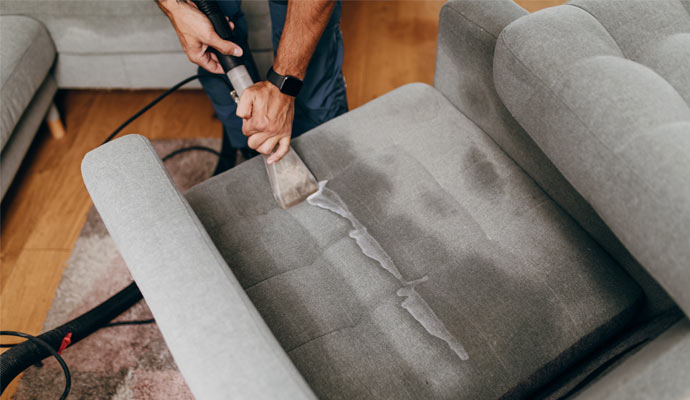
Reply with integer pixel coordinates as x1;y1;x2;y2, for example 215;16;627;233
185;83;642;399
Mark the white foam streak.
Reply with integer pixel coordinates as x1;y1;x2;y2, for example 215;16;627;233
307;181;468;360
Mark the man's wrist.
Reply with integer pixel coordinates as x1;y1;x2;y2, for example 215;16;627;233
265;81;296;102
273;60;306;81
267;67;303;97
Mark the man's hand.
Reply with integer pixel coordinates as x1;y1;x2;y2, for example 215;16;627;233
235;0;336;164
157;0;242;74
236;81;295;164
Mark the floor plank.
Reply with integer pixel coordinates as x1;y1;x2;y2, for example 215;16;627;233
514;0;566;12
341;1;445;108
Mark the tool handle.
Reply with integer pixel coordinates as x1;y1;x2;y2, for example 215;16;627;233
192;0;243;72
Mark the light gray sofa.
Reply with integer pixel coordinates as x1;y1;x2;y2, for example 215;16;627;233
0;15;57;198
0;0;273;88
81;0;690;399
0;0;273;199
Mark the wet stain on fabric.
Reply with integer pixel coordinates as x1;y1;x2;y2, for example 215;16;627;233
308;181;469;360
464;145;505;198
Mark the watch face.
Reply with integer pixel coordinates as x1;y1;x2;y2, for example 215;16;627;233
282;76;303;96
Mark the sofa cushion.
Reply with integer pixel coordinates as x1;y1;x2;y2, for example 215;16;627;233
494;1;690;316
0;15;55;151
0;0;273;88
185;83;642;398
0;0;272;54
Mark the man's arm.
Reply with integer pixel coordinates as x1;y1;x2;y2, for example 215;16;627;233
274;0;336;80
157;0;242;74
237;0;336;164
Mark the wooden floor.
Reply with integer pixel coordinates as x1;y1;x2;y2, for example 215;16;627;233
0;0;562;397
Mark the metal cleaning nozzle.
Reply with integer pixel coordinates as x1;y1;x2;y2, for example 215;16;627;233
264;148;319;209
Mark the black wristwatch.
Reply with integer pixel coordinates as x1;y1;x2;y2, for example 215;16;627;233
266;66;303;97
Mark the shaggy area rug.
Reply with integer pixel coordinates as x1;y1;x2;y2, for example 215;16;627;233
14;138;223;400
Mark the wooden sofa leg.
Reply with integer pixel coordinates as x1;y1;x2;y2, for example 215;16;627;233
46;102;65;139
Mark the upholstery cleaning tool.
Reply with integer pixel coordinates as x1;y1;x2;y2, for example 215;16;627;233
193;0;318;209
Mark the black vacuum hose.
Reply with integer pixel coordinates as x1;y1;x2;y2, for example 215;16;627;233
0;282;143;393
193;0;243;72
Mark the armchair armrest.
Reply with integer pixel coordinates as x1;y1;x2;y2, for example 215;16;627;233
434;0;526;131
81;134;315;400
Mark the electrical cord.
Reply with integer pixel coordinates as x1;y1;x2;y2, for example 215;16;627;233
162;145;221;162
0;317;157;396
102;75;200;144
1;72;232;399
0;331;71;400
102;72;231;164
102;72;232;145
0;320;158;344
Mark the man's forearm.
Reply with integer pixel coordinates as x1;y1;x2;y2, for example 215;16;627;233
156;0;188;13
273;0;336;79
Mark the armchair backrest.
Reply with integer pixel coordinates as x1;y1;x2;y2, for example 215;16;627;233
435;0;678;317
493;0;690;316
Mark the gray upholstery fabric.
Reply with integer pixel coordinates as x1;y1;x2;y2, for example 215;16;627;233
573;318;690;400
494;3;690;316
0;0;272;53
436;0;674;318
434;0;529;156
571;0;690;103
1;74;57;198
0;0;273;88
185;84;642;399
53;52;200;89
0;15;55;149
535;307;684;399
52;51;275;89
81;134;316;400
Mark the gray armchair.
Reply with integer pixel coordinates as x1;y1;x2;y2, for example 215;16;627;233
81;0;690;398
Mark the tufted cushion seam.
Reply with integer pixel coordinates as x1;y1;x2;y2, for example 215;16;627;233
641;35;690;109
496;31;690;220
567;3;625;57
568;2;690;110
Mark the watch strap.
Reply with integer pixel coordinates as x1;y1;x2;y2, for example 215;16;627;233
267;66;303;97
